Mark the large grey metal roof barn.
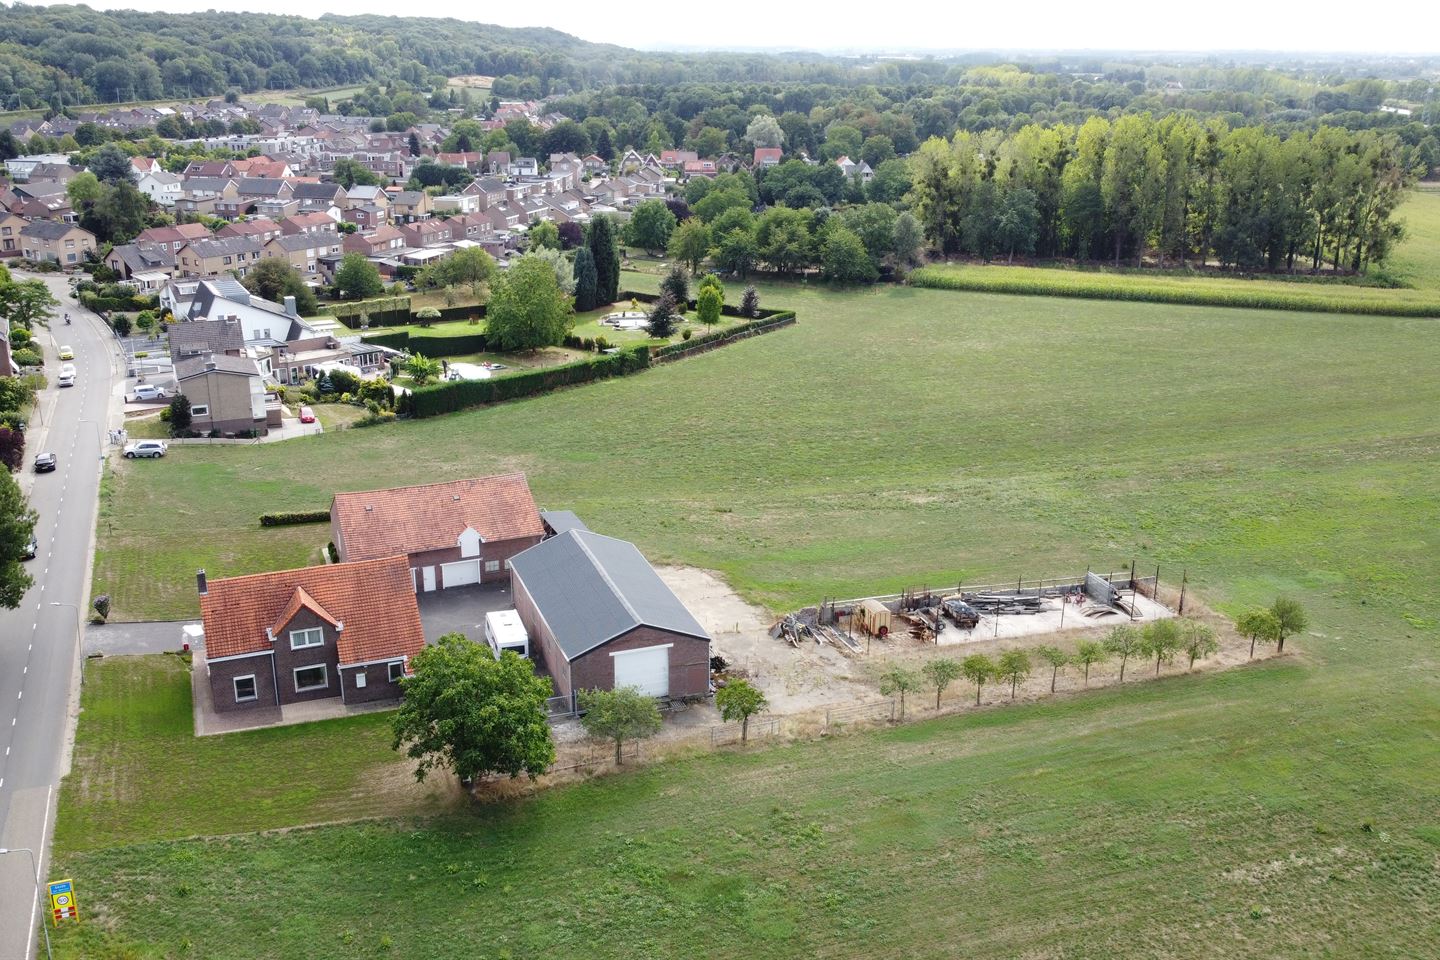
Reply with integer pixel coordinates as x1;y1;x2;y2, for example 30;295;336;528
509;530;710;661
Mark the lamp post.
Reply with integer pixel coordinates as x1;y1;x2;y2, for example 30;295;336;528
0;847;54;960
50;601;84;682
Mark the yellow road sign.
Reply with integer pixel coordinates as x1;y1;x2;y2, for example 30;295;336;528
48;878;79;925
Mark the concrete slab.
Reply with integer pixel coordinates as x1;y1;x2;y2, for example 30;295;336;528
416;581;518;644
936;592;1172;648
85;619;193;656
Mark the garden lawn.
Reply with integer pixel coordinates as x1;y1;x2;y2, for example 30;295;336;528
63;272;1440;958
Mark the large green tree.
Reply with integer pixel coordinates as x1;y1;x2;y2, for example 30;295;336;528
571;246;598;313
668;218;711;274
586;215;621;305
624;199;677;255
821;224;878;284
0;471;36;608
241;258;318;316
333;253;385;300
486;253;572;351
391;634;555;782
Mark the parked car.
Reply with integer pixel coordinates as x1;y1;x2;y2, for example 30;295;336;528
58;345;74;361
123;440;168;459
33;452;57;472
132;384;168;402
22;533;38;560
299;406;316;424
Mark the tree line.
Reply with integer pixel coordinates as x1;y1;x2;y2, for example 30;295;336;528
908;116;1416;273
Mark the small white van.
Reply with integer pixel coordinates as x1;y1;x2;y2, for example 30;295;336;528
484;610;530;660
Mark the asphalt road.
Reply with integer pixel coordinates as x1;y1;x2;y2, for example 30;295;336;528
0;276;118;959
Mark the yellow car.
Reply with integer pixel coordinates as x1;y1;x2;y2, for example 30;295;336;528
58;345;74;360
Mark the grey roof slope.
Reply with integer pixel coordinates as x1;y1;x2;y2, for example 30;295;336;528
509;529;709;661
540;510;588;536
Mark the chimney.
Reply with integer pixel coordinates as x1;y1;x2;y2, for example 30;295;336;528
196;569;208;596
284;295;297;317
205;359;217;371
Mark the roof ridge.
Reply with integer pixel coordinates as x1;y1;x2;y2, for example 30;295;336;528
571;529;642;627
333;472;529;500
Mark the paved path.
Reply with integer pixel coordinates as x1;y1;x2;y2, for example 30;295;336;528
0;275;120;960
84;620;193;657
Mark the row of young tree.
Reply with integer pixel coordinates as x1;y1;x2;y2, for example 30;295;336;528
878;598;1307;719
908;116;1416;272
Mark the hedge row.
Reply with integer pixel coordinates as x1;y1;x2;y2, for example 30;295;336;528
359;330;489;357
652;311;797;360
259;510;331;527
80;291;158;312
406;345;650;418
323;296;413;328
908;266;1440;318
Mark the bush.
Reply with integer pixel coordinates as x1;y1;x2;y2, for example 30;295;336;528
327;541;340;563
907;266;1440;318
409;346;651;418
326;368;362;395
355;409;398;428
259;510;332;527
10;347;41;367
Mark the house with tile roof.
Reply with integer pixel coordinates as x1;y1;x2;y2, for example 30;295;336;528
330;474;546;592
197;556;425;715
20;221;95;265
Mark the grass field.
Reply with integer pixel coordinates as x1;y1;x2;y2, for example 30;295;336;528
1389;189;1440;291
64;263;1440;958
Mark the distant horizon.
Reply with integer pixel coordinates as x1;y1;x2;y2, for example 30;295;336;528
67;0;1440;59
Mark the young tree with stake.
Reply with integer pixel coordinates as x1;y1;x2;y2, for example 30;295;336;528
1073;640;1109;687
579;687;662;765
1270;597;1307;653
962;653;995;705
1235;608;1281;659
715;679;766;742
1141;619;1181;675
921;657;963;709
997;649;1032;700
1180;620;1219;670
1104;624;1142;683
1035;645;1069;693
878;664;921;721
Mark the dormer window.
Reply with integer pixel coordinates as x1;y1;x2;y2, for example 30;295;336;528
290;627;324;649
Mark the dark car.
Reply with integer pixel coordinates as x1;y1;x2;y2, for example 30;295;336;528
22;533;38;560
34;452;57;472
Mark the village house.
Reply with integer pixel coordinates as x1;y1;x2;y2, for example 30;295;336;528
388;190;432;222
197;557;425;715
279;212;339;236
0;212;28;257
137;169;184;206
329;474;546;592
20;221;96;265
176;236;265;278
342;225;407;258
175;353;269;436
262;231;344;277
216;218;283;245
135;222;211;254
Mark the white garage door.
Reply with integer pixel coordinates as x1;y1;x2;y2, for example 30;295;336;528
612;644;670;698
440;560;480;588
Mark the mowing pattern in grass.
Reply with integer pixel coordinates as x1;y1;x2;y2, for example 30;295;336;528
93;277;1440;622
65;271;1440;958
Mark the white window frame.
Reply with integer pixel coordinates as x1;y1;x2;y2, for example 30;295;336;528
484;560;500;573
354;671;367;689
233;674;257;702
293;663;328;692
290;626;324;650
190;404;209;416
387;661;405;683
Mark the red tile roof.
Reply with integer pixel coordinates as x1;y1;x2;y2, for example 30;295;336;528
332;474;544;562
200;556;424;666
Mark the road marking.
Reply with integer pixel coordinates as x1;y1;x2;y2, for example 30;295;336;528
26;785;53;960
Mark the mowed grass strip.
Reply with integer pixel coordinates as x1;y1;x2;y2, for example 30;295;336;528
54;656;458;855
51;644;1440;959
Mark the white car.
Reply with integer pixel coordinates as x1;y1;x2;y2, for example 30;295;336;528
123;440;168;459
132;384;168;402
58;363;76;388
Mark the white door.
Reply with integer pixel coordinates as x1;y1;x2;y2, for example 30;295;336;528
421;566;437;592
440;560;480;588
612;645;670;698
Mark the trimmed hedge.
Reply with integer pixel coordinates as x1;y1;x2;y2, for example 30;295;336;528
423;304;486;323
908;266;1440;318
406;345;650;418
79;291;159;312
358;330;489;357
323;296;412;328
259;510;332;527
652;311;797;360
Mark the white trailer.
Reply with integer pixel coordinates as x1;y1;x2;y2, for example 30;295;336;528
484;610;530;660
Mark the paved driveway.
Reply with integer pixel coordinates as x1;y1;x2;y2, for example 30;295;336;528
417;581;517;644
85;620;194;656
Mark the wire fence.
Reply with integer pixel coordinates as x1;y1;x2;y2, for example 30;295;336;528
709;716;781;746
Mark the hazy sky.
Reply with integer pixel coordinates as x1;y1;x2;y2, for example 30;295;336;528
80;0;1437;55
